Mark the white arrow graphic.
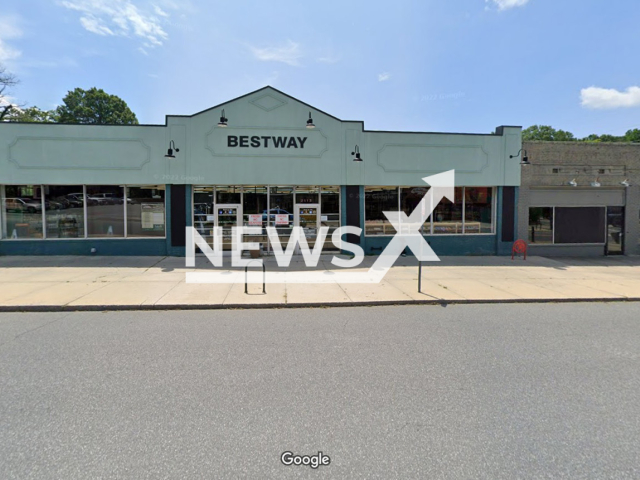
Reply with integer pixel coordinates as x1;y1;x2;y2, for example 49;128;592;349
187;170;455;284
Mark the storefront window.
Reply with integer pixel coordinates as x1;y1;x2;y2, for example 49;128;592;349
321;186;340;250
216;186;241;204
86;186;124;237
44;185;85;238
243;186;268;252
2;185;44;239
365;187;398;236
127;186;165;237
464;187;493;234
400;187;430;233
194;186;214;240
433;187;463;235
295;186;319;204
529;207;553;244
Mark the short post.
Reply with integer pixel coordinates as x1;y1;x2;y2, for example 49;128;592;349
418;261;423;293
244;260;266;294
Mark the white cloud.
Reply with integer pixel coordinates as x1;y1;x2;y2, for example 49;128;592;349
378;72;391;82
249;40;302;66
0;15;23;62
581;86;640;109
59;0;169;49
487;0;530;10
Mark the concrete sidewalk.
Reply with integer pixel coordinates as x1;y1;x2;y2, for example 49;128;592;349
0;254;639;310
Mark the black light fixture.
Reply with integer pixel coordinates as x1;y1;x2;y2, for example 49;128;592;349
352;145;363;162
306;112;315;129
509;148;530;165
164;140;179;158
217;109;228;127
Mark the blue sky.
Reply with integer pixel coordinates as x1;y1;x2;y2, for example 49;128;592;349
1;0;639;137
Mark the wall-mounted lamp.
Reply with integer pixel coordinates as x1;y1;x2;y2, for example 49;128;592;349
509;148;530;165
620;179;631;187
352;145;363;162
568;178;578;187
306;112;315;129
217;109;228;127
164;140;179;158
591;177;601;188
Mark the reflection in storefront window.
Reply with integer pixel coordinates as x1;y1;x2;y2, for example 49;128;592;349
2;185;44;239
400;187;430;234
432;187;464;235
216;185;241;204
2;185;43;239
321;186;340;250
44;185;85;238
127;186;166;237
365;187;399;236
243;186;268;253
86;186;125;237
528;207;553;244
464;187;493;234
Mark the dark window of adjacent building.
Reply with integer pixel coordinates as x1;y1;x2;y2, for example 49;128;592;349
554;207;606;244
528;207;553;244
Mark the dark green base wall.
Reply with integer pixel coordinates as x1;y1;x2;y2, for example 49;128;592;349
0;238;167;256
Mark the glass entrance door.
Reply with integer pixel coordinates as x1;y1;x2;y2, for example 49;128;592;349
606;207;624;255
215;204;241;250
295;204;320;251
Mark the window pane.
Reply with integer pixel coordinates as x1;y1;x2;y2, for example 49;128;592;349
365;187;398;236
44;185;85;238
269;186;294;250
433;187;463;235
321;186;340;250
127;186;165;237
216;185;241;204
3;185;44;239
242;186;268;253
400;187;430;233
194;186;214;240
87;186;124;237
295;186;319;204
464;187;493;234
528;207;553;244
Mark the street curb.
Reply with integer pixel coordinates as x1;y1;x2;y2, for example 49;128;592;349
1;297;640;312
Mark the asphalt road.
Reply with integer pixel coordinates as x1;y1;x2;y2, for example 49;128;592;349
0;303;639;479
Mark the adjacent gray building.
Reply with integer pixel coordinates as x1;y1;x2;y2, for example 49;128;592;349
519;141;640;256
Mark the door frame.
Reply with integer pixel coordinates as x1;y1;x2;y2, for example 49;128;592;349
215;204;242;249
294;204;320;254
605;206;624;255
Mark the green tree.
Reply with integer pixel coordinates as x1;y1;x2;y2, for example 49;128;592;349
55;87;138;125
624;128;640;143
5;106;57;123
522;125;576;141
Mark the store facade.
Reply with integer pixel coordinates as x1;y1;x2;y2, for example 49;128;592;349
0;87;523;256
518;141;640;256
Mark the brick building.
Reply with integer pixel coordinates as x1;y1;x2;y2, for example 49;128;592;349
519;141;640;256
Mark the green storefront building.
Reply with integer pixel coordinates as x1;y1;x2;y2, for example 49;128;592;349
0;87;523;256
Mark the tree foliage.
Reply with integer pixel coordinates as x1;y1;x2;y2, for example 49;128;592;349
55;87;139;125
522;125;576;142
4;106;57;123
523;125;640;143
